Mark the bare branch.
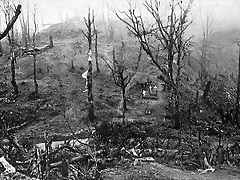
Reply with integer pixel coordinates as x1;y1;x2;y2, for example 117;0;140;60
0;4;22;40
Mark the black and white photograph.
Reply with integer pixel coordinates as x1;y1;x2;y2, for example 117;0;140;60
0;0;240;179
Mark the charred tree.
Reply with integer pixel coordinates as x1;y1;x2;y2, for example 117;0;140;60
115;0;194;126
81;8;95;122
32;6;38;94
10;32;19;95
33;53;38;93
101;44;142;123
94;26;100;73
10;52;19;95
3;2;19;95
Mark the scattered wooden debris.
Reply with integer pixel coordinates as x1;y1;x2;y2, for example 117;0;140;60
0;156;16;175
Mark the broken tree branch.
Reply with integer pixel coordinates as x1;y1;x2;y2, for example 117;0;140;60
0;4;22;40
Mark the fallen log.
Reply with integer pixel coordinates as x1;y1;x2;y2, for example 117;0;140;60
35;138;92;152
49;149;104;169
0;156;16;175
49;154;88;169
22;44;52;55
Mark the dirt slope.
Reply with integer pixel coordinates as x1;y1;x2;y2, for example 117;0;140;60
102;162;240;180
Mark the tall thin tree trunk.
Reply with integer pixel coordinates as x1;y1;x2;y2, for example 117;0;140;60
11;55;19;95
88;51;94;122
33;54;38;94
95;29;100;73
121;85;127;123
235;46;240;127
168;49;174;87
26;4;31;44
8;27;19;95
86;9;94;122
32;6;38;94
112;47;116;73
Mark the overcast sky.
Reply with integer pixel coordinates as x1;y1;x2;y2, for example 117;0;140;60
10;0;240;36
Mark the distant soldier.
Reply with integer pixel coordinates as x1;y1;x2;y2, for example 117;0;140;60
149;85;153;94
142;89;147;98
153;85;158;90
153;85;158;95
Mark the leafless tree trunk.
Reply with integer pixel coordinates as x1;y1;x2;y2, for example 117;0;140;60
199;13;214;84
20;13;28;50
105;10;115;43
101;44;142;123
26;3;31;45
10;52;19;95
115;0;193;90
81;8;95;122
3;1;19;95
32;6;38;94
93;22;100;73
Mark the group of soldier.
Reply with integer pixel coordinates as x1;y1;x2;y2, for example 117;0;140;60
140;81;158;98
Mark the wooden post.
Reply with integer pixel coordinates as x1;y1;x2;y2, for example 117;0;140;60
87;50;94;122
49;35;53;48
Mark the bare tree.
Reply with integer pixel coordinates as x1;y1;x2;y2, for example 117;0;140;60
2;1;21;95
19;11;28;50
93;19;100;73
81;8;95;122
114;0;194;128
26;2;31;44
199;12;214;83
101;43;142;123
32;5;38;94
0;3;21;40
106;8;116;42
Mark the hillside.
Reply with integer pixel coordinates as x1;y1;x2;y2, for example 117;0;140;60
1;16;240;180
204;28;240;77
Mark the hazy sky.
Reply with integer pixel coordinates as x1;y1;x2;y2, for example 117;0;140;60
8;0;240;36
